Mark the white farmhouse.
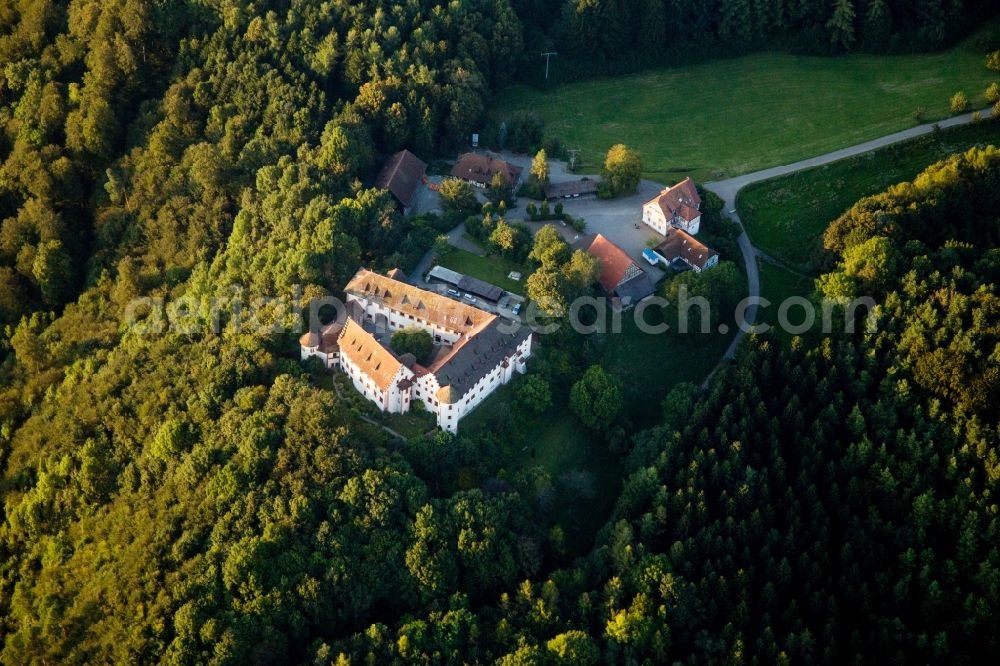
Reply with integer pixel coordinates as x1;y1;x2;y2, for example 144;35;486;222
642;177;703;236
300;268;532;433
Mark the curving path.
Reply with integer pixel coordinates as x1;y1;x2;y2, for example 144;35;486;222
700;106;995;384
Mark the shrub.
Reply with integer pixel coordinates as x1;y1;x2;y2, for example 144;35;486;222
517;179;546;200
987;50;1000;72
570;366;623;432
973;111;983;124
554;202;563;215
987;83;1000;105
950;91;970;115
526;203;537;217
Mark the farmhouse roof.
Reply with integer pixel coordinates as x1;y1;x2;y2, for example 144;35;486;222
655;228;719;271
677;203;701;222
575;233;646;293
646;177;701;219
375;150;427;209
450;153;523;186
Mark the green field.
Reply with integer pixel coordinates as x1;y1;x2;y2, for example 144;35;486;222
739;120;1000;268
438;248;530;295
382;411;436;440
495;27;998;182
598;313;732;428
757;261;817;342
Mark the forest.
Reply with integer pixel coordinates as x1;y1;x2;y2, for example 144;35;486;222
0;0;998;664
512;0;1000;79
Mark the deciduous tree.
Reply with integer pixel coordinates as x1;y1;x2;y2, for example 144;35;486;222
570;365;623;431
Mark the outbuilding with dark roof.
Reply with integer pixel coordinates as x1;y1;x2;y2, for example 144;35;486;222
375;149;427;213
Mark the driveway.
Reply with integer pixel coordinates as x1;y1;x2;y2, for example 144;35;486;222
417;105;996;384
516;179;668;283
705;105;996;207
500;151;669;283
699;105;997;377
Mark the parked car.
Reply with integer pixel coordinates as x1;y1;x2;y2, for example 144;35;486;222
463;294;476;303
512;303;522;315
447;288;460;297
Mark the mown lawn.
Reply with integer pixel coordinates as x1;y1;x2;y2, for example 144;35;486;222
382;410;436;440
438;248;530;295
494;24;999;182
739;120;1000;267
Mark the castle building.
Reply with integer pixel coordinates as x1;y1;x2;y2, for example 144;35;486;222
300;269;532;433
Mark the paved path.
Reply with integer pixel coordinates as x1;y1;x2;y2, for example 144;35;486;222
701;106;995;382
408;220;484;286
705;106;996;206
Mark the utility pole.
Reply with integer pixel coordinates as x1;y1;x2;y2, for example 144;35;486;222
540;52;557;81
566;148;580;172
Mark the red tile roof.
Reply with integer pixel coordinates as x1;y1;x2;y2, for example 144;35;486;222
375;150;427;209
655;228;719;270
450;153;523;187
577;233;644;293
646;177;701;219
677;203;701;222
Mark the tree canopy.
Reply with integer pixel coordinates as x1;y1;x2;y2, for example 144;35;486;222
0;1;999;663
600;143;642;197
